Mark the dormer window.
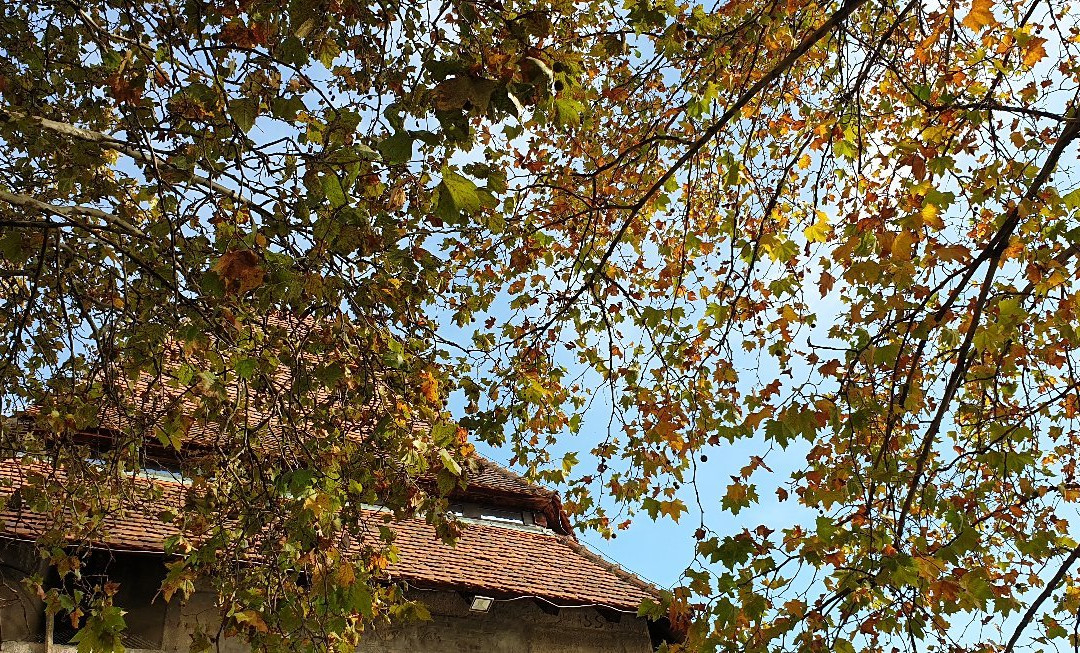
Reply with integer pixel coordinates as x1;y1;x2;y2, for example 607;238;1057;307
449;502;543;529
478;506;533;526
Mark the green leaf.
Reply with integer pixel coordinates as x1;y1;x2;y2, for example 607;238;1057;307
379;131;413;165
0;232;24;261
323;174;348;208
228;98;258;132
436;170;480;223
553;98;584;127
433;75;498;113
318;38;340;68
315;363;344;385
270;96;306;121
439;449;462;476
235;358;256;380
1064;187;1080;210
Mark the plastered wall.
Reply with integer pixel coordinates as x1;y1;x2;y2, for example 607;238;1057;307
0;547;655;653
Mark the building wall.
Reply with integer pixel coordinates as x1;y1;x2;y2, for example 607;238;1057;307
0;540;47;643
357;591;654;653
0;548;654;653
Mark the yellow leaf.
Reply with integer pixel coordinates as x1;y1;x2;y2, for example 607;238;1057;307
915;556;944;580
337;562;356;586
803;211;832;242
745;409;772;429
1023;37;1048;66
660;498;687;521
798;154;812;169
235;610;269;633
936;244;971;262
921;203;944;230
892;231;916;261
962;0;997;31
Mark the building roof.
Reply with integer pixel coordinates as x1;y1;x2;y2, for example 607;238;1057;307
1;315;660;614
0;458;658;612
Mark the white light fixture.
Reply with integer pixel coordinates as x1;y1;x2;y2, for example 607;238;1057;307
469;595;494;612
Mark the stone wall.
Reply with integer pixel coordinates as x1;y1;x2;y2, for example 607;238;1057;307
0;548;655;653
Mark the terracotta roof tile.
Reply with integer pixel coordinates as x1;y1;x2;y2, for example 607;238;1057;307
468;458;553;498
0;460;656;612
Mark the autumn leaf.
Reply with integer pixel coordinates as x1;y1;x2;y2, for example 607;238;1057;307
962;0;998;31
1023;37;1048;66
803;211;831;243
436;169;480;224
891;230;916;261
935;244;971;263
419;370;439;402
234;610;270;633
213;249;264;294
920;203;944;230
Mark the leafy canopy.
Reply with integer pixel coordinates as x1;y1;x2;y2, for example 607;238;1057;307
4;0;1080;651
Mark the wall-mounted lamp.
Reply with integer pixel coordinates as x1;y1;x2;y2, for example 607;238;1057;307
469;595;494;612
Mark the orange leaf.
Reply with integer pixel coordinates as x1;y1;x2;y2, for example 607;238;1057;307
962;0;997;31
419;370;439;403
1023;37;1047;66
214;250;264;294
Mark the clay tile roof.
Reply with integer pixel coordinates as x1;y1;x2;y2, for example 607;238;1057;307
0;460;185;553
380;512;656;610
0;459;658;612
468;458;554;498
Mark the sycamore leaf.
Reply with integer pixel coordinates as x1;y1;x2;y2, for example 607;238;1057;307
803;211;831;243
379;130;413;165
962;0;997;31
439;449;462;476
721;481;758;515
436;170;480;223
419;370;439;402
234;610;269;633
433;75;498;113
921;203;944;230
936;244;971;263
1023;37;1048;67
213;250;264;294
892;231;916;261
235;358;256;380
228;97;258;132
553;98;585;127
323;174;348;208
1064;187;1080;210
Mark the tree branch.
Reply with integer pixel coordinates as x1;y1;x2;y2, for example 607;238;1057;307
1004;544;1080;653
528;0;871;339
0;189;146;238
0;109;274;220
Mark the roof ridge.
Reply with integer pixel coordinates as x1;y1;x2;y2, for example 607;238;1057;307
473;455;555;496
560;535;664;600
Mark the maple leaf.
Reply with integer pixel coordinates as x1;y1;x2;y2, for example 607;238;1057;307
234;610;270;633
891;231;916;261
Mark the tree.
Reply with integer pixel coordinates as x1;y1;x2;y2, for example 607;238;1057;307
4;0;1080;650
